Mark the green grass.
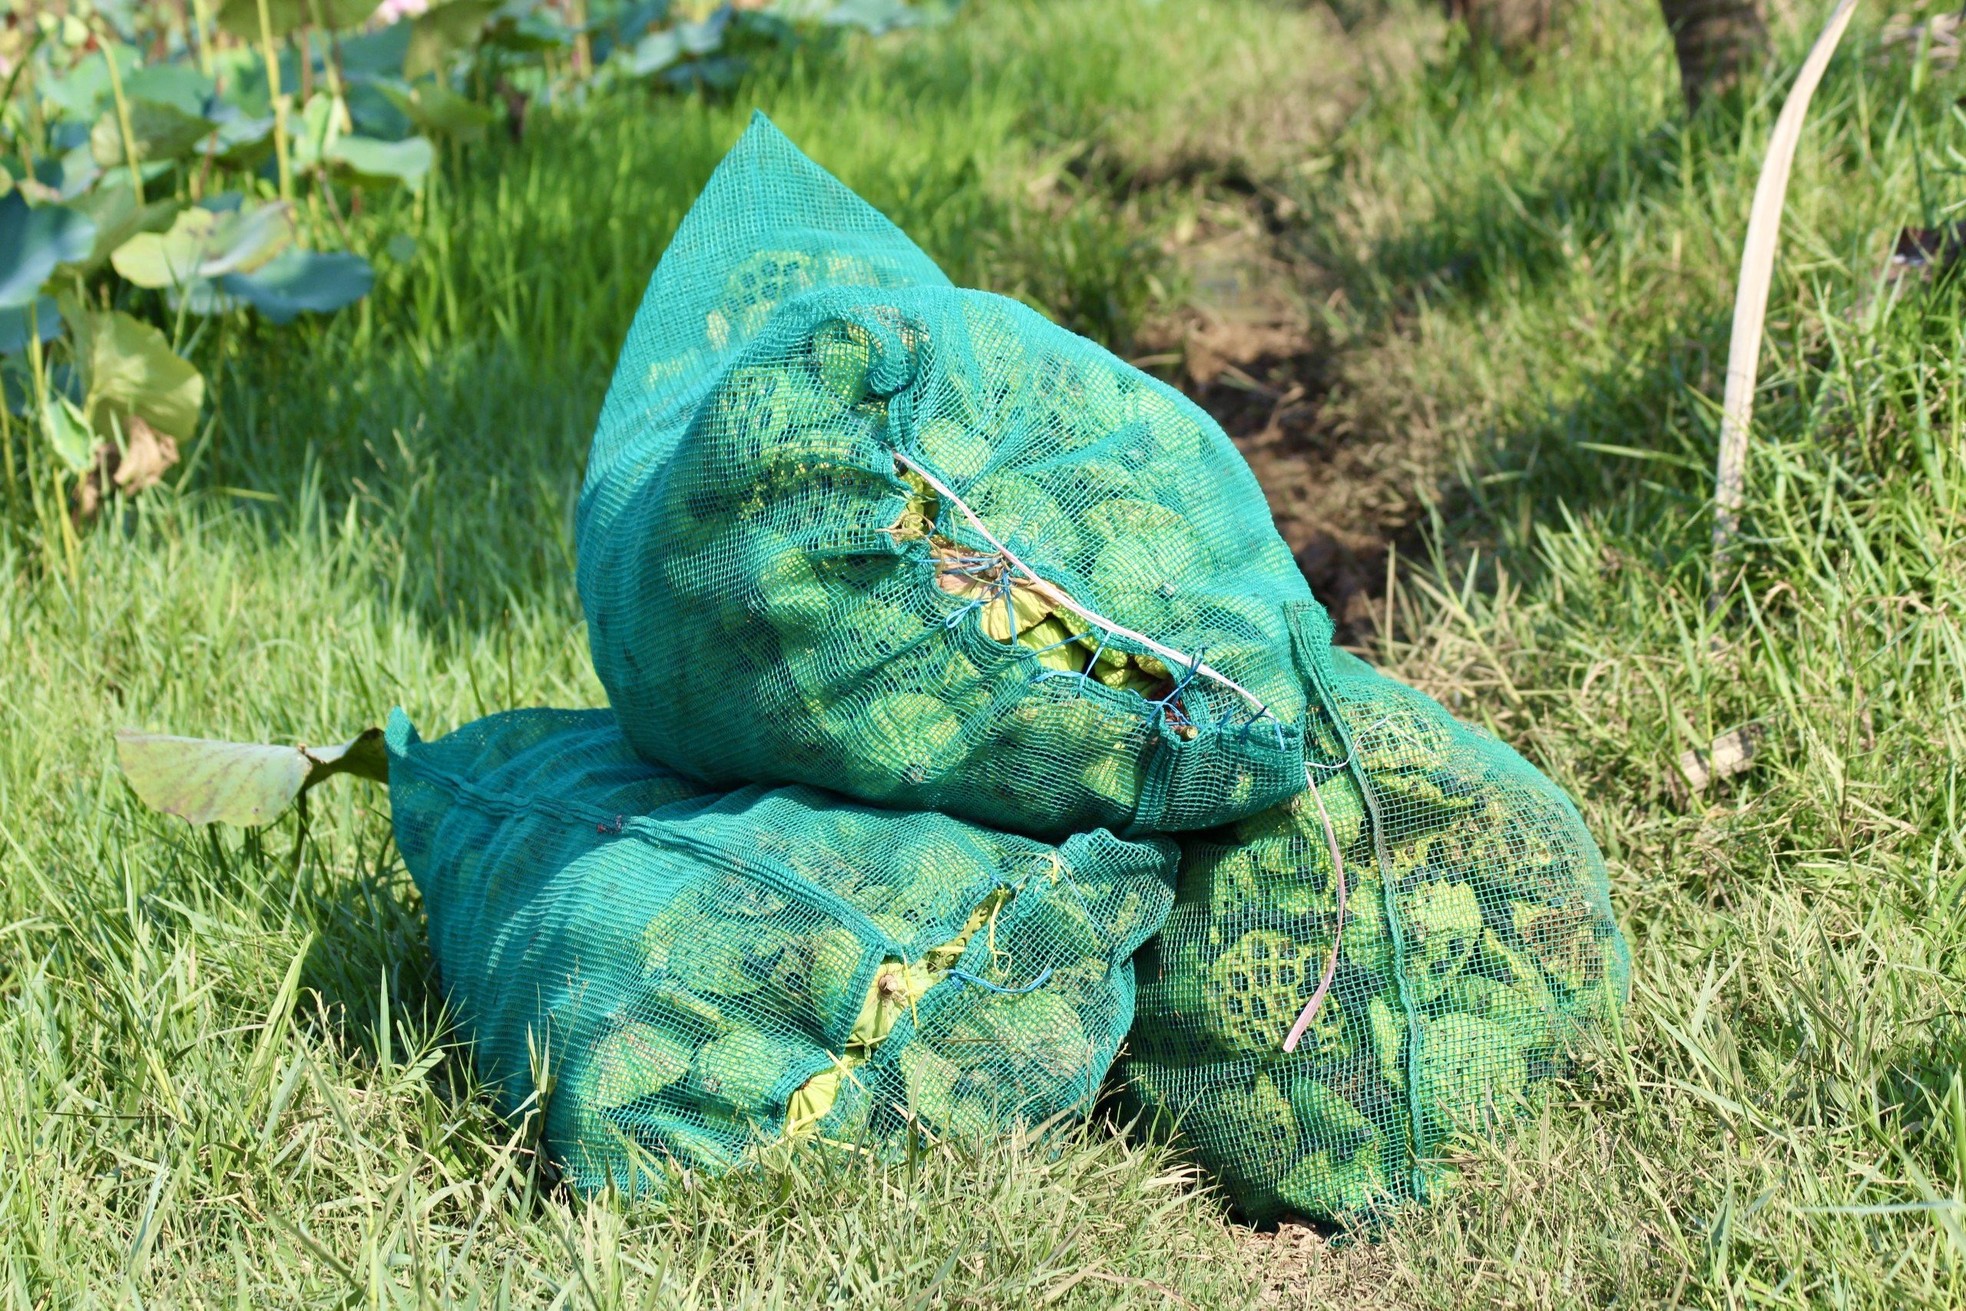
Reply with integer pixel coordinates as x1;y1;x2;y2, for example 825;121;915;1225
4;0;1965;1304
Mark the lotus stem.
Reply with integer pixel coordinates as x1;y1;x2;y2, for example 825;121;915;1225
100;37;145;200
257;0;295;205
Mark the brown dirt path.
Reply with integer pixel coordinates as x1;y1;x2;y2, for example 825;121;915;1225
1125;11;1444;646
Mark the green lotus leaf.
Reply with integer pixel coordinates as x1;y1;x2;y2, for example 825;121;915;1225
0;298;60;358
39;394;97;476
217;0;378;38
0;193;96;310
212;250;374;324
1511;900;1608;994
848;690;963;788
90;99;216;169
68;186;182;275
326;134;435;190
403;0;503;78
111;200;292;289
123;64;217;117
375;79;500;142
70;307;205;444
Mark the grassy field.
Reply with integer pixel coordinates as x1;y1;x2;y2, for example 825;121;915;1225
4;0;1964;1304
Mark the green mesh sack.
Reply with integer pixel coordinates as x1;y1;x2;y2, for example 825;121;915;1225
1120;604;1630;1223
577;113;1313;840
385;707;1176;1192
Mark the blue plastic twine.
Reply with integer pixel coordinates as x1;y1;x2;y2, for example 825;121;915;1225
947;966;1053;995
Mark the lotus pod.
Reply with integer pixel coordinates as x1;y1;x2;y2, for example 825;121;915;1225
718;249;828;342
809;927;872;1025
1413;1014;1525;1140
976;695;1145;826
643;913;759;998
812;319;877;401
1346;694;1457;777
1226;777;1368;854
744;926;856;1018
1336;875;1393;976
1244;1070;1301;1168
1279;1132;1392;1220
785;604;926;701
1368;996;1404;1089
897;1041;961;1128
693;1027;785;1124
1129;932;1211;1057
1439;950;1562;1055
750;539;833;639
912;992;1095;1137
841;691;965;791
913;416;996;485
1402;880;1483;1004
586;1021;695;1111
1286;1074;1374;1157
1127;387;1208;464
1077;745;1144;818
964;473;1080;560
1201;929;1332;1056
621;1115;741;1175
1371;765;1484;831
1511;900;1612;995
634;983;729;1046
1136;1064;1302;1213
1082;501;1204;617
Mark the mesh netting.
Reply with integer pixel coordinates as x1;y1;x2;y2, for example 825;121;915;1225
577;113;1314;840
1120;610;1631;1223
386;707;1177;1192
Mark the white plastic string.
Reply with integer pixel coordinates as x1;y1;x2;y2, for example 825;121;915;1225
893;452;1277;720
1282;766;1348;1054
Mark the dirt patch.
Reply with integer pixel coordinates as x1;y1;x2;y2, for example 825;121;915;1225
1236;1219;1409;1308
1138;204;1425;643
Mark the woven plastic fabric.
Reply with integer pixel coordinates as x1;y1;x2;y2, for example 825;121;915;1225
577;113;1313;840
1121;610;1630;1223
386;707;1176;1192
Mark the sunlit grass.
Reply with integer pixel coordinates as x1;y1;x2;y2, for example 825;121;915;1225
3;0;1963;1305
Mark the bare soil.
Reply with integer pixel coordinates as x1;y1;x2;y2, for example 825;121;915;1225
1138;200;1426;644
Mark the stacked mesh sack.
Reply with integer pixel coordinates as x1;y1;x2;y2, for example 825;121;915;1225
387;707;1176;1191
575;112;1319;841
390;113;1629;1211
1120;603;1631;1222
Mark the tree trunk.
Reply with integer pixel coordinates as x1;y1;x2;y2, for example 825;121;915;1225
1444;0;1558;53
1659;0;1771;109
